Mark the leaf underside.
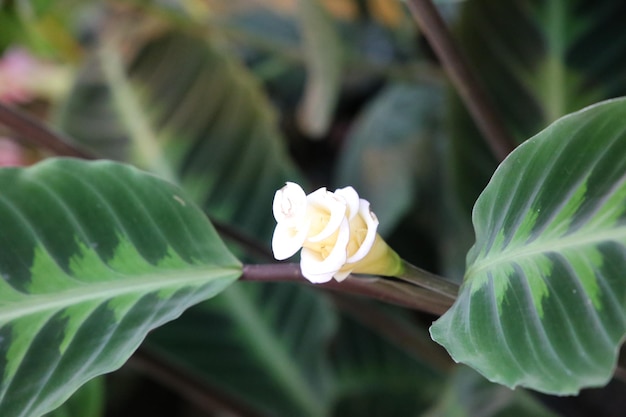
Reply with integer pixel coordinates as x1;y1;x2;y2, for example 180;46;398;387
431;98;626;395
148;282;337;417
0;159;240;417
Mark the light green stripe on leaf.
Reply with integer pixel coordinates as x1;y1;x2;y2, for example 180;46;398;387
0;159;241;417
432;97;626;395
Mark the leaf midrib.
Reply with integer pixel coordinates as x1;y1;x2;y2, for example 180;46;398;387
466;225;626;280
0;267;240;323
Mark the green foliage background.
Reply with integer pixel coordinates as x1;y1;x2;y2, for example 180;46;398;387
1;0;626;416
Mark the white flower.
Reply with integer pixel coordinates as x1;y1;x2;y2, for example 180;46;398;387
272;182;401;283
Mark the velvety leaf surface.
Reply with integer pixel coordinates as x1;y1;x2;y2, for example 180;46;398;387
431;98;626;394
0;159;241;417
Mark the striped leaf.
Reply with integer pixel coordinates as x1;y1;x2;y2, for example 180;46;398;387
0;158;241;417
148;282;337;417
424;366;559;417
330;314;444;416
431;98;626;394
44;378;104;417
57;28;300;239
56;22;341;417
444;1;626;280
449;0;626;214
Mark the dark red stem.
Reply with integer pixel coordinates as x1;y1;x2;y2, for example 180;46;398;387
406;0;517;161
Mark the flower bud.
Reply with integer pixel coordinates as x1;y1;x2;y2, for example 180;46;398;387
271;182;403;283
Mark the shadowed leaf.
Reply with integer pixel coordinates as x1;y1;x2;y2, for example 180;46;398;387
445;0;626;275
148;282;337;417
424;366;559;417
334;82;442;236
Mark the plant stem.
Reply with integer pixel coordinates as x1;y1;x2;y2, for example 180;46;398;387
0;103;95;159
405;0;517;161
241;263;454;315
212;220;274;261
396;260;459;300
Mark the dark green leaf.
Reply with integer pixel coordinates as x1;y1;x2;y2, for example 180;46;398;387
331;313;444;416
334;82;442;236
44;377;104;417
296;0;343;137
148;282;337;417
57;21;338;417
431;98;626;394
56;27;301;239
445;0;626;270
424;367;559;417
0;158;240;417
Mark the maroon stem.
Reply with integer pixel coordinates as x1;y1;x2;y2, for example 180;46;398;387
0;103;96;159
241;263;454;315
406;0;517;161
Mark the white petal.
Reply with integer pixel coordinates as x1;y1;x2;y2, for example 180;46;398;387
273;182;307;225
300;219;350;283
272;220;309;260
346;200;379;263
333;269;352;281
307;188;347;242
299;253;335;283
334;186;360;220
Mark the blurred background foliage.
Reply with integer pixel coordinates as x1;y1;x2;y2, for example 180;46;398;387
1;0;626;416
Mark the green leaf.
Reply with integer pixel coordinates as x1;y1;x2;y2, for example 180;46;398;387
445;0;626;261
0;158;241;417
424;367;559;417
44;377;104;417
296;0;344;137
56;27;301;239
331;313;444;416
0;0;83;58
147;282;337;417
58;22;340;417
334;82;442;236
431;98;626;394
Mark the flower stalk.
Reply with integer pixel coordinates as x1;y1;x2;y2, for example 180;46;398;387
270;182;460;309
396;260;459;300
240;263;455;315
